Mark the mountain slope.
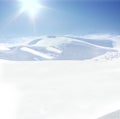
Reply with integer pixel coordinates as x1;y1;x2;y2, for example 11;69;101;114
0;36;118;61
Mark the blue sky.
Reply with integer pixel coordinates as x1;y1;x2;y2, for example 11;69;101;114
0;0;120;38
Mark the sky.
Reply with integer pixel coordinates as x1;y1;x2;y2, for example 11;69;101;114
0;0;120;38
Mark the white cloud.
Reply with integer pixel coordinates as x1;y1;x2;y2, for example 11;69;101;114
80;34;114;40
0;44;10;51
79;34;120;50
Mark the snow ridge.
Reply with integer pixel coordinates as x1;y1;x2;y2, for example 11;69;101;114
0;35;119;61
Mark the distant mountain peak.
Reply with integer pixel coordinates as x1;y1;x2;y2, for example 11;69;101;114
0;35;119;61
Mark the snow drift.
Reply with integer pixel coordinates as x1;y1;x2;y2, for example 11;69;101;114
0;35;119;61
98;110;120;119
1;60;120;119
1;34;120;119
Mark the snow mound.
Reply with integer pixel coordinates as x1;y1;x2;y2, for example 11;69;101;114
98;110;120;119
93;52;120;61
0;36;119;61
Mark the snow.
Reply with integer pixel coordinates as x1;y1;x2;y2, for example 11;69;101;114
98;110;120;119
1;60;120;119
0;35;120;119
21;47;54;59
0;36;117;61
92;52;120;61
46;46;62;54
33;37;72;47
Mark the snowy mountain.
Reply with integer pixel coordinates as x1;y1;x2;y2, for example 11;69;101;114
1;35;120;119
0;35;119;61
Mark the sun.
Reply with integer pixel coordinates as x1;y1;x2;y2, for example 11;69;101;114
19;0;42;19
2;0;46;32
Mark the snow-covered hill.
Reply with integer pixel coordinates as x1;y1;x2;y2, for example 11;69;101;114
0;35;119;61
93;52;120;61
1;35;120;119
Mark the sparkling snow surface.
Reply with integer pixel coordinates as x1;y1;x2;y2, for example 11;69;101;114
0;60;120;119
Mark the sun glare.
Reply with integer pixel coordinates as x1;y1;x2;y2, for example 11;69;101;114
19;0;42;19
2;0;46;32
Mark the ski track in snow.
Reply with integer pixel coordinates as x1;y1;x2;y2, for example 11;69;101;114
46;46;62;54
21;47;54;59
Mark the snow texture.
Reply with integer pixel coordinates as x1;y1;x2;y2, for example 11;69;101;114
0;35;119;61
1;60;120;119
0;35;120;119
